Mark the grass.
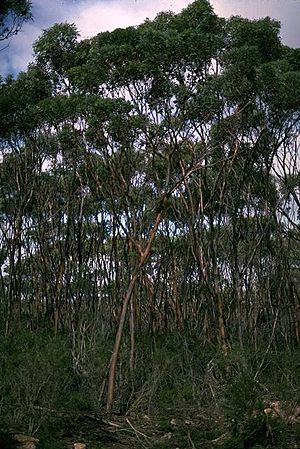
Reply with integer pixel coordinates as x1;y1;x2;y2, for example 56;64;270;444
0;327;299;448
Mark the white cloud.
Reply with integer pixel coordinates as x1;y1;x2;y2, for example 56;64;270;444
74;0;300;47
0;0;299;77
0;0;191;76
0;23;39;76
73;0;190;39
0;0;70;75
212;0;300;47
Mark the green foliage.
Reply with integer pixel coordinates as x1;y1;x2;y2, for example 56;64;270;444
33;23;79;74
0;65;50;136
226;16;282;62
0;0;31;42
0;328;298;448
38;436;65;449
0;3;300;447
0;329;71;431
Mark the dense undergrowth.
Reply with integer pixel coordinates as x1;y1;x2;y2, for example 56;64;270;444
0;327;299;448
1;2;300;448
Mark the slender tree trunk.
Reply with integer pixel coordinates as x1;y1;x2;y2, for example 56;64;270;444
129;297;135;372
106;209;163;412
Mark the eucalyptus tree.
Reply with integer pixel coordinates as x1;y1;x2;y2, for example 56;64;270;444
0;63;51;331
0;0;31;43
0;0;299;412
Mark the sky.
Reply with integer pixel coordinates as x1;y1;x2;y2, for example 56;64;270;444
0;0;300;77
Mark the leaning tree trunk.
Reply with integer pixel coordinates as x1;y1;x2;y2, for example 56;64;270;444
106;209;163;412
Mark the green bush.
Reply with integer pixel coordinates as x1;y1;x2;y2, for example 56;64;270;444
0;327;299;448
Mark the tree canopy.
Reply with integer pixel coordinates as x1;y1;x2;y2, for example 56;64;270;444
0;0;300;411
0;0;32;42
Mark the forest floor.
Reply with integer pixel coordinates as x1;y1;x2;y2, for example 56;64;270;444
1;331;300;449
55;411;228;449
34;404;300;449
